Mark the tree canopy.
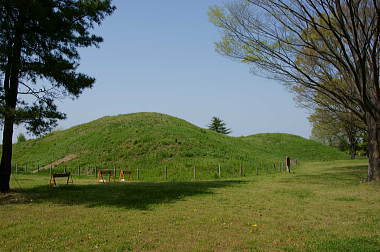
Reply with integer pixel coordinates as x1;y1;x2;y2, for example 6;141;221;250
209;0;380;181
0;0;115;192
309;106;366;159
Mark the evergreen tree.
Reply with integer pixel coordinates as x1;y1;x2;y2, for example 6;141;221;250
0;0;115;192
208;116;231;135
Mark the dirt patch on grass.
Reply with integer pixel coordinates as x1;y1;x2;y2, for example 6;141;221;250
32;154;78;173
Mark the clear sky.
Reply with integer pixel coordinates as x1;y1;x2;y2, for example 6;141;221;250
16;0;312;139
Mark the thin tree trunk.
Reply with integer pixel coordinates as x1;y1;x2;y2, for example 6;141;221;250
345;123;357;160
350;144;356;160
348;136;357;160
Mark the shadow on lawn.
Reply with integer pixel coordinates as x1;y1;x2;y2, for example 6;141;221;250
281;164;368;185
21;180;244;210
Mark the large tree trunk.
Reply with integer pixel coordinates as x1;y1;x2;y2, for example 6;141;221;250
0;32;21;193
0;76;18;192
367;114;380;181
0;115;15;193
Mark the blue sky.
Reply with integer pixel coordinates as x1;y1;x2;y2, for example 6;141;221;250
17;0;311;139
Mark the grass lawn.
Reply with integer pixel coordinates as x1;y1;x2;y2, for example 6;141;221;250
0;159;379;251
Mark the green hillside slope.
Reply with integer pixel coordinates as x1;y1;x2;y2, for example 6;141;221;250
241;133;348;161
11;112;347;179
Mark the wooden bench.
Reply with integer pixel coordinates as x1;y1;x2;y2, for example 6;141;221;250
119;170;132;182
49;172;73;188
97;170;115;183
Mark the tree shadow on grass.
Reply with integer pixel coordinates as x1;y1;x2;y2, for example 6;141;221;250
280;165;368;185
19;180;244;210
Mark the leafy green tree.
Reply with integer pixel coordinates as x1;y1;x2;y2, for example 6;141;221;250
208;117;231;135
0;0;115;192
16;133;26;143
290;25;366;159
209;1;380;181
309;107;366;159
293;75;366;160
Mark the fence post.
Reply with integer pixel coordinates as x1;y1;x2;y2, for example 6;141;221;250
50;164;52;175
193;166;196;180
218;164;221;178
165;166;168;180
256;164;258;176
78;165;81;177
240;163;243;176
285;157;290;173
137;167;140;180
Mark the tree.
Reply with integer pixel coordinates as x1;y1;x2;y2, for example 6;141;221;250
208;116;231;135
0;0;115;192
310;122;345;149
293;76;366;159
16;133;26;143
209;0;380;181
290;23;367;159
309;107;366;159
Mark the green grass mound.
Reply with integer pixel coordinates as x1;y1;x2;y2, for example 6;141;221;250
11;112;347;179
241;133;347;161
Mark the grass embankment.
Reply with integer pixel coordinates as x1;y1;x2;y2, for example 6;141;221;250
1;160;379;251
241;133;346;161
11;112;347;180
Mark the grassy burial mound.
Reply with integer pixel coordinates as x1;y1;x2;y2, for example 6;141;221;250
241;133;348;161
11;112;347;180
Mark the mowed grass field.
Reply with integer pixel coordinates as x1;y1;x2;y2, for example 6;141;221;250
1;159;379;251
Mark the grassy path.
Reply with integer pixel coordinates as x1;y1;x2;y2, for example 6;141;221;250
0;160;379;251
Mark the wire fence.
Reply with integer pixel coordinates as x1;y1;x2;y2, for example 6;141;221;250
10;158;299;182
